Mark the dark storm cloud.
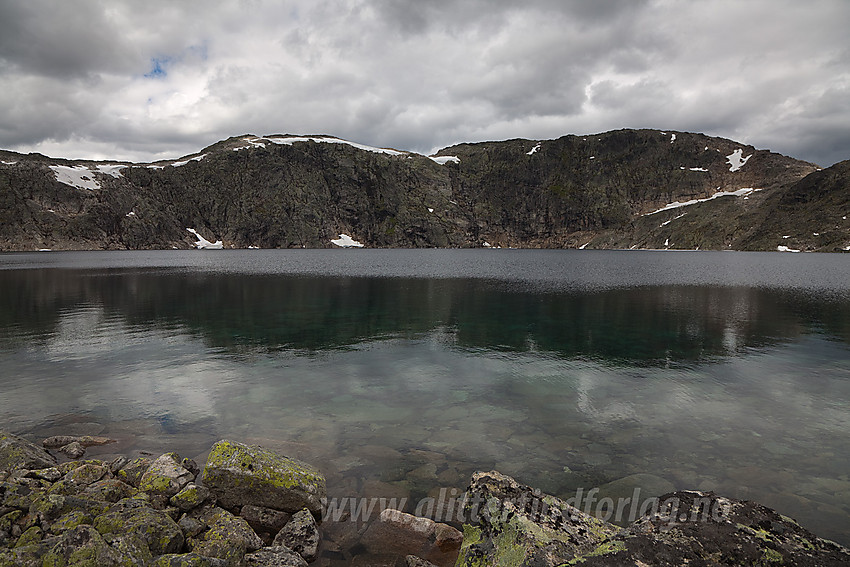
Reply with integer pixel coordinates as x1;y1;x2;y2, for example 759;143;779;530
0;0;847;166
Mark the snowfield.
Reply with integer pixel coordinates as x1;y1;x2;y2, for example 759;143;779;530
726;149;752;172
645;188;761;216
187;228;223;249
330;234;364;248
50;164;125;190
429;155;460;165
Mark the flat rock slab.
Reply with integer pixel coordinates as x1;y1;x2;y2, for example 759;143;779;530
201;440;326;515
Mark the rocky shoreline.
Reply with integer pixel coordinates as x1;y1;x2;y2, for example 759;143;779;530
2;429;849;566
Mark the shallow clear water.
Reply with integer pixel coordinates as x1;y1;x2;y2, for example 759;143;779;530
1;250;849;545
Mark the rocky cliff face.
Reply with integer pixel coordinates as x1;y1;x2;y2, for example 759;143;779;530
0;130;844;252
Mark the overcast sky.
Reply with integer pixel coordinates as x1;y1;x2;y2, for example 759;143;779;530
1;0;848;166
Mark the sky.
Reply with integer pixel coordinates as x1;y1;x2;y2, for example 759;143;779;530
0;0;848;166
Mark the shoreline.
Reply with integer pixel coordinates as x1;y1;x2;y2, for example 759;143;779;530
3;430;850;566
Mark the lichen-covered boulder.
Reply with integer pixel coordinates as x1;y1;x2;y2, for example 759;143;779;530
0;430;56;471
456;472;850;567
574;490;850;566
170;483;211;512
84;478;138;502
139;453;195;497
114;457;152;487
93;497;184;555
201;440;326;515
62;462;110;486
190;506;264;566
242;545;308;567
40;524;137;566
272;508;320;563
152;553;229;566
455;470;618;567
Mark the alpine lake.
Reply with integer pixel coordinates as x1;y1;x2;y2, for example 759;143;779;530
1;249;849;546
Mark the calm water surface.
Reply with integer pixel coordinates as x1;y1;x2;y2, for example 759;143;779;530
1;250;849;545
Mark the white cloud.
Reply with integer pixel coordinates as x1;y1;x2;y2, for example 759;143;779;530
0;0;847;166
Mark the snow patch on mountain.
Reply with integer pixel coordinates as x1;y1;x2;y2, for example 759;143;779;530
263;135;405;156
187;228;223;249
171;154;207;167
527;143;541;155
330;234;364;248
726;149;752;172
429;155;460;165
645;188;761;216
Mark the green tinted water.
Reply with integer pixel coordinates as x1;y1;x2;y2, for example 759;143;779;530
0;250;848;545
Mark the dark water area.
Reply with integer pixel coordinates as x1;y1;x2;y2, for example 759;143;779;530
1;249;849;545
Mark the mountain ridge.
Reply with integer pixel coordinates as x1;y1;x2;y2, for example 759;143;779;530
1;128;847;252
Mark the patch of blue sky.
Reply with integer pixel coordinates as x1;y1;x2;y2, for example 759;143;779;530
145;57;170;78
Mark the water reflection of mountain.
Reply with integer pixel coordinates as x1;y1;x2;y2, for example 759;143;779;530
1;269;849;364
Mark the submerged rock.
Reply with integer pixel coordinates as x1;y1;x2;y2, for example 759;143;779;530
361;508;463;567
201;440;326;515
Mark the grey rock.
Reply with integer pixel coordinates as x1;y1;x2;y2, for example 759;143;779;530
201;440;326;515
42;435;116;448
178;513;206;538
240;504;291;535
152;553;229;567
40;525;137;566
406;556;439;567
190;506;264;566
272;508;320;563
0;430;57;471
114;456;152;487
62;463;110;486
170;482;211;511
58;441;86;459
93;497;184;555
24;467;61;482
243;545;309;567
361;508;462;567
139;452;195;497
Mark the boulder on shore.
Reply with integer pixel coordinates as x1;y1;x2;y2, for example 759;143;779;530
455;470;850;567
201;439;326;515
0;430;56;471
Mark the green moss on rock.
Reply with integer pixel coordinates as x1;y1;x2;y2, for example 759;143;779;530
93;497;184;555
0;431;56;471
201;439;326;514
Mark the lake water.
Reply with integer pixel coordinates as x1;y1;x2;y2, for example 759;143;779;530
1;249;849;548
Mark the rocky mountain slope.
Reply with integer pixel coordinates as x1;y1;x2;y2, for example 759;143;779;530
0;129;846;252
